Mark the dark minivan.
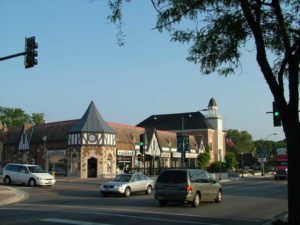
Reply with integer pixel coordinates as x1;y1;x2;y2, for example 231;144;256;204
154;169;222;207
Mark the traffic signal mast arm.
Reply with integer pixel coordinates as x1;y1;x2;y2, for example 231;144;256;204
0;36;38;69
0;52;26;61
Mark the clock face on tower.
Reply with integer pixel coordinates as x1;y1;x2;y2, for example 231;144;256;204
88;134;96;143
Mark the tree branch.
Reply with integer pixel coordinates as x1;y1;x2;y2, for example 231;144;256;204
240;1;284;104
272;0;291;54
152;2;199;30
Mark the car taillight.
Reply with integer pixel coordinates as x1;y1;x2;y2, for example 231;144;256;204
186;185;192;192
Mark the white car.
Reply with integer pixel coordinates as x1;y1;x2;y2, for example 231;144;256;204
100;173;154;197
3;163;56;186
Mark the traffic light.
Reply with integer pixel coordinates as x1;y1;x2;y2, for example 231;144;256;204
139;134;144;153
25;36;38;69
273;101;282;127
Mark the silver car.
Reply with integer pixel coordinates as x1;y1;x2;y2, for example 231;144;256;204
100;173;154;197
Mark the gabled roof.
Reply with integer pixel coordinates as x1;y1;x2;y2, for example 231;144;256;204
137;112;214;131
69;101;114;134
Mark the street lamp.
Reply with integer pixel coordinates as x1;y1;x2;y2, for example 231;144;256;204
259;133;277;176
219;149;222;181
42;135;48;172
180;108;208;168
241;152;244;178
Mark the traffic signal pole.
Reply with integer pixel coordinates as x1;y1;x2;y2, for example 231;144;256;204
0;36;38;69
0;52;26;61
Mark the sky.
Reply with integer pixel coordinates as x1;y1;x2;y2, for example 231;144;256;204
0;0;286;141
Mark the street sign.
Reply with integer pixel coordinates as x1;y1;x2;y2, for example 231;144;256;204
258;157;266;163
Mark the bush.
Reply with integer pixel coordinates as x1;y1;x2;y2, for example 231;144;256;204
208;162;227;173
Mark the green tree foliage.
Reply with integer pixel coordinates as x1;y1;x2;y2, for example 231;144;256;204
227;129;255;154
225;152;237;171
107;1;300;222
0;106;44;127
197;151;210;169
197;143;211;169
30;113;44;125
0;106;30;127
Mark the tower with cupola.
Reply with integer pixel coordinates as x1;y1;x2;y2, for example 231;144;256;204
205;98;225;161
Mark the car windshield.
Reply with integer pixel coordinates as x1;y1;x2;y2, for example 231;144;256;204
28;166;45;173
157;170;187;184
112;174;132;182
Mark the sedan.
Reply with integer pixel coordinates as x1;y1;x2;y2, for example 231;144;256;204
100;173;154;197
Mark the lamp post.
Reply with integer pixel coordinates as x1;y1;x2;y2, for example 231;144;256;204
219;149;222;181
260;133;277;176
42;135;48;172
179;109;208;169
241;152;244;178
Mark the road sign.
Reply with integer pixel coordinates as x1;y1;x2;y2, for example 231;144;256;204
258;157;266;163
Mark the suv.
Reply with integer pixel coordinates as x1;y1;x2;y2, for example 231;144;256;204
154;169;222;207
3;163;56;186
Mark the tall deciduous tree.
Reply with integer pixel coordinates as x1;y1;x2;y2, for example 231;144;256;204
227;129;255;154
108;1;300;223
0;106;30;127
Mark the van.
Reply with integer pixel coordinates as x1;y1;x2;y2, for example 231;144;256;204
154;169;222;207
3;163;56;186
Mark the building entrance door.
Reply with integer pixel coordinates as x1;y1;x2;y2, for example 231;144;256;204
88;157;97;178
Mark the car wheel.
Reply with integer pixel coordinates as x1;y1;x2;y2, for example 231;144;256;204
101;192;108;197
145;185;152;195
28;178;36;187
124;187;131;197
158;200;167;207
215;190;222;203
4;176;11;185
192;193;200;207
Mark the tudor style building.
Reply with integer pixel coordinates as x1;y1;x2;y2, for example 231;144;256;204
0;98;224;178
137;98;226;163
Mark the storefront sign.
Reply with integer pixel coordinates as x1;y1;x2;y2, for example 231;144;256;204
47;149;66;156
173;152;182;158
186;152;198;158
161;152;171;158
117;150;135;156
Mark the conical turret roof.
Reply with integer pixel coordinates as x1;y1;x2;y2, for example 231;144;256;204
69;101;114;133
208;98;217;107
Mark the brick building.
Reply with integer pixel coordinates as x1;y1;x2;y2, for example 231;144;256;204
0;99;225;178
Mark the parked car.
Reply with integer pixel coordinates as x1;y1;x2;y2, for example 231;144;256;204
2;163;56;186
100;173;154;197
154;169;222;207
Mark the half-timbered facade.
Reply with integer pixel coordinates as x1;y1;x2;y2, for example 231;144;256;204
0;99;224;178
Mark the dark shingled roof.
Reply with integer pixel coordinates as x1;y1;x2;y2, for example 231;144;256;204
208;98;217;107
69;101;114;134
137;112;214;131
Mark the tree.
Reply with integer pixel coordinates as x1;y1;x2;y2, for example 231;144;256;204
197;143;211;169
108;1;300;223
227;129;255;154
0;106;30;127
225;152;237;171
30;113;44;125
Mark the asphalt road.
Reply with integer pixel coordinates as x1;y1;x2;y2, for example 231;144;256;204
0;177;287;225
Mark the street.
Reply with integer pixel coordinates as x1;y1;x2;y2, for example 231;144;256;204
0;177;287;225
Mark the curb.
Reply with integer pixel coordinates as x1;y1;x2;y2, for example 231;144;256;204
0;186;29;206
261;212;288;225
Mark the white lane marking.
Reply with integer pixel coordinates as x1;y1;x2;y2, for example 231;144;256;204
15;203;263;223
2;207;221;225
41;218;110;225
